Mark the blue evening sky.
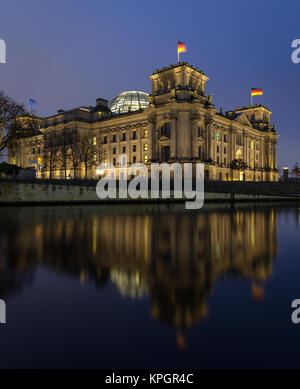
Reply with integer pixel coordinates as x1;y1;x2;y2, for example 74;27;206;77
0;0;299;168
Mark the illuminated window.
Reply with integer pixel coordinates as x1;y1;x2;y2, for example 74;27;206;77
144;144;148;151
144;155;148;163
216;132;220;141
251;141;254;150
144;129;148;138
236;149;242;159
93;137;97;146
94;154;97;161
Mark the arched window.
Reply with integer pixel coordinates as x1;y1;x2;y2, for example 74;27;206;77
161;122;171;138
236;149;242;160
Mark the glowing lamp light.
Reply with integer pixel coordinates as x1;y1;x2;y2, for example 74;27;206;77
177;333;187;351
96;168;105;176
252;284;265;301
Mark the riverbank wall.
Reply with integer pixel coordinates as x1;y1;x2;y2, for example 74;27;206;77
0;180;300;205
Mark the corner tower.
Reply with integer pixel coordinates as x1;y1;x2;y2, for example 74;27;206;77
147;63;210;163
149;62;210;106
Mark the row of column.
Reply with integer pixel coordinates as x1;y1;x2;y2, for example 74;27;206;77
147;115;277;170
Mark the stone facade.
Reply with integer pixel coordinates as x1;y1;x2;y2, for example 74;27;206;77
9;62;279;181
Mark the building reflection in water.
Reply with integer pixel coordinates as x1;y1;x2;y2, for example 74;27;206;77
0;205;278;331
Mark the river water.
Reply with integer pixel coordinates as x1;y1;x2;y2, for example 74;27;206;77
0;203;299;368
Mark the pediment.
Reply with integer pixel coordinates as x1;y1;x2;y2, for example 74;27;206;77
234;113;252;127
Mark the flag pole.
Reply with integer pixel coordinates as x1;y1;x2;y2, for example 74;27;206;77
251;91;253;106
178;50;179;64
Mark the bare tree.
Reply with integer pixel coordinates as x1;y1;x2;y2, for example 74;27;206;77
69;134;81;179
0;91;29;153
6;137;19;162
229;158;247;180
230;158;246;170
43;134;57;179
56;128;71;179
291;162;300;180
79;134;97;179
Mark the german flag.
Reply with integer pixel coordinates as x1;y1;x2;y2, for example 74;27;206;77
177;41;187;54
251;88;263;96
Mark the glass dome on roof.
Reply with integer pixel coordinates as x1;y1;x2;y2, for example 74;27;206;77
109;91;149;114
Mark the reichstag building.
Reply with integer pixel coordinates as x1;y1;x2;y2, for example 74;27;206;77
9;62;279;181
